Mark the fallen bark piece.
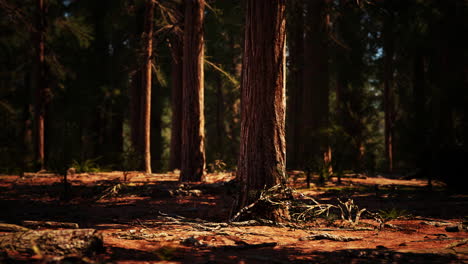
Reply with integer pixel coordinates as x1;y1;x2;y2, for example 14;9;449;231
219;242;277;250
420;221;452;227
299;233;362;242
21;220;79;229
446;238;468;249
0;229;103;256
0;223;30;232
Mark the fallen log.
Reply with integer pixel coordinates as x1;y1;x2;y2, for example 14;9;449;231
0;223;30;232
219;242;277;250
0;229;103;256
20;220;79;229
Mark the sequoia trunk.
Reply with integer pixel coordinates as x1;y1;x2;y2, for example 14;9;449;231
180;0;206;182
237;0;288;221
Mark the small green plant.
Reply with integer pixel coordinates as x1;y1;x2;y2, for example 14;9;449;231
71;158;101;173
208;159;227;173
378;208;409;222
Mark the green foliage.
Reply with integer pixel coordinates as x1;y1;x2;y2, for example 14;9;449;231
121;148;143;172
378;208;409;222
71;158;101;173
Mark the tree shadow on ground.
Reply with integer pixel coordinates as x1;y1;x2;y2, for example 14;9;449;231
104;245;462;264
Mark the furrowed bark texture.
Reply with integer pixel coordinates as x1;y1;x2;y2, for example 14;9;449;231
237;0;287;221
141;0;154;173
180;0;205;182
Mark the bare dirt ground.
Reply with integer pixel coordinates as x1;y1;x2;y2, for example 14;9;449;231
0;171;467;263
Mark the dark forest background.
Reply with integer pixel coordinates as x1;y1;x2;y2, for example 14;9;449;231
1;0;467;190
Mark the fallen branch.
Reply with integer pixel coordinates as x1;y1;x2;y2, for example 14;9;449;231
21;221;79;229
299;233;362;242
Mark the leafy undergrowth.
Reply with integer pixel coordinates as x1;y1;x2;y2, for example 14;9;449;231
0;171;467;263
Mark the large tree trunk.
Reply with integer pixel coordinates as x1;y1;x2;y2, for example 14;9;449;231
383;15;395;173
300;0;330;170
34;0;46;170
180;0;206;182
286;0;304;169
237;0;288;221
141;0;154;173
169;36;183;170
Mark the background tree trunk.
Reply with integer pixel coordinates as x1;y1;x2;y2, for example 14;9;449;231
237;0;288;221
34;0;46;170
141;0;154;173
286;0;304;169
130;5;145;166
300;0;330;170
383;14;395;173
180;0;206;182
169;38;183;170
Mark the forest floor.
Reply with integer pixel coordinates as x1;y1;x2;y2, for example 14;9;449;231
0;171;467;263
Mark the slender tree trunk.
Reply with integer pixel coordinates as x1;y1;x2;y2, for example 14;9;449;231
169;37;183;170
34;0;46;170
237;0;288;221
383;17;395;173
180;0;206;182
141;0;154;173
286;0;304;169
300;0;330;170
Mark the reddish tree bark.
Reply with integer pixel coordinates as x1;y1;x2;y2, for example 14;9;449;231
141;0;154;173
180;0;206;182
237;0;288;221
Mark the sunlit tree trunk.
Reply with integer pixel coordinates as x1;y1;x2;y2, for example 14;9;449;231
180;0;206;182
237;0;288;221
141;0;154;173
34;0;46;170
